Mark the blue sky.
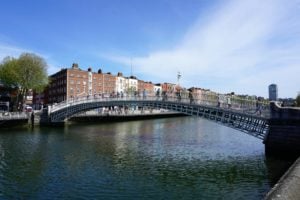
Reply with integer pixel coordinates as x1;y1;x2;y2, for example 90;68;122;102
0;0;299;98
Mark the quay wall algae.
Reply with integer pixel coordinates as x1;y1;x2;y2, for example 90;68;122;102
265;156;300;200
264;102;300;159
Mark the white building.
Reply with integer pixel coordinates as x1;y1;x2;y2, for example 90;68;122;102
115;73;126;94
154;84;162;95
125;76;138;94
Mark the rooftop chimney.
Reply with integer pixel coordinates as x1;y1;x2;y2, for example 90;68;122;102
72;63;79;69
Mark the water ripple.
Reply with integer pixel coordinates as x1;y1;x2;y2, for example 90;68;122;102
0;117;291;199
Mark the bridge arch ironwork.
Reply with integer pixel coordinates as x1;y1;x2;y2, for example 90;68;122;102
48;95;270;140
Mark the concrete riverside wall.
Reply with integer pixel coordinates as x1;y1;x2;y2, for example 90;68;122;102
28;109;50;126
265;156;300;200
264;102;300;158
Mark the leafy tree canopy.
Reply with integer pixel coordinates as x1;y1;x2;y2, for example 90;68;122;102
0;52;49;105
16;53;48;92
0;56;19;87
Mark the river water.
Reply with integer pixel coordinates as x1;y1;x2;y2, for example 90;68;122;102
0;117;292;199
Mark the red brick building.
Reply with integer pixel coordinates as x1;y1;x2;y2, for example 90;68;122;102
161;82;176;94
92;71;116;96
34;63;117;104
138;80;154;96
34;63;188;105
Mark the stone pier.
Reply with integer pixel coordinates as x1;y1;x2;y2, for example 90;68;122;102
264;102;300;158
265;156;300;199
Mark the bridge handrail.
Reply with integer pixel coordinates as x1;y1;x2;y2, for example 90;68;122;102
0;112;28;120
270;101;300;119
49;94;270;118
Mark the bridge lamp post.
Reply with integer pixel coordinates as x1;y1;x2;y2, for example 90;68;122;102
177;72;181;86
102;73;104;95
177;72;181;99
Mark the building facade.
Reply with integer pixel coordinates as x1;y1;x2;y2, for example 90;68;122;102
115;72;126;94
92;71;116;96
48;68;68;103
188;87;216;103
269;84;278;101
138;80;154;96
154;84;162;96
125;76;138;95
33;63;183;105
161;82;176;94
34;63;118;104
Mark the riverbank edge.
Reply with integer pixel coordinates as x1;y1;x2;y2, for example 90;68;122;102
265;156;300;199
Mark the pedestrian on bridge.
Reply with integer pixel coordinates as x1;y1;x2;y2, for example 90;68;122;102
189;91;194;104
227;96;231;109
217;95;221;107
255;98;262;115
162;91;167;101
143;89;147;100
177;91;181;102
156;89;160;100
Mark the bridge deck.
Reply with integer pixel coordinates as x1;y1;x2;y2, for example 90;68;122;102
48;96;270;140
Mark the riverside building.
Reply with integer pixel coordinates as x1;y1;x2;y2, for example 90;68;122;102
161;82;177;94
268;84;278;101
33;63;170;105
138;80;154;96
34;63;116;104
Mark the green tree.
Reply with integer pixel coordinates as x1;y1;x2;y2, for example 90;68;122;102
0;56;19;87
0;53;48;110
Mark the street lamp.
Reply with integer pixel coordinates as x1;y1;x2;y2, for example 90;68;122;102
175;72;182;100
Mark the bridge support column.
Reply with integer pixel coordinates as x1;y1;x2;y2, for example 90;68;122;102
264;102;300;159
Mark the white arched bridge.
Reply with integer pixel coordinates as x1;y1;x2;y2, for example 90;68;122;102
48;95;270;140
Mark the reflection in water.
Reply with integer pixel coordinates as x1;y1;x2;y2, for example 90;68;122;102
0;117;291;199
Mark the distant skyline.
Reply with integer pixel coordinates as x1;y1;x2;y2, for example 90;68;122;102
1;0;299;98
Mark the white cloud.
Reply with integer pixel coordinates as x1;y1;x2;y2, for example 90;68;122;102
107;0;300;98
0;43;60;75
0;44;25;60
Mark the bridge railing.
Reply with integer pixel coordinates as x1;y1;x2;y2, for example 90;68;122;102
49;94;270;118
0;112;28;120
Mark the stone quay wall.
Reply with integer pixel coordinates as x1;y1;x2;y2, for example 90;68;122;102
264;102;300;158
